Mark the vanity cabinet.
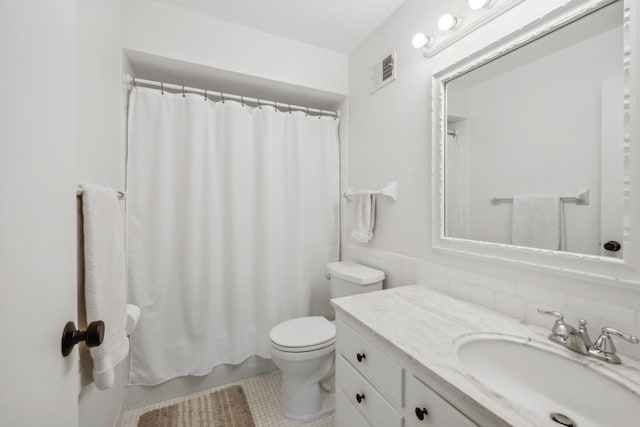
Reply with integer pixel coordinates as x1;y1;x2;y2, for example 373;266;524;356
336;316;478;427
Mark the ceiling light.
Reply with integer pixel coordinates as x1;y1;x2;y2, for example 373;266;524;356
412;33;434;49
468;0;493;10
438;14;460;32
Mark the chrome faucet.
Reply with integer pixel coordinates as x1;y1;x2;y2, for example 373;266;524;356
537;308;639;364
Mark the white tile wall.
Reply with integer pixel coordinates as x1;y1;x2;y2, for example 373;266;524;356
342;243;640;361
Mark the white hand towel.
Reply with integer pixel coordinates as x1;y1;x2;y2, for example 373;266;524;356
511;194;561;250
80;183;129;390
350;191;376;242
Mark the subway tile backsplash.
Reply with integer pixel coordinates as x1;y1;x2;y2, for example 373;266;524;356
342;243;640;361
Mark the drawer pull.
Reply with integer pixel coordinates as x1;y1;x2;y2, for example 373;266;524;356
356;393;366;403
356;352;366;362
415;407;429;420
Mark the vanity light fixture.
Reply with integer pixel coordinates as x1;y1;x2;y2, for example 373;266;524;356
412;0;526;58
412;33;434;49
468;0;494;10
437;13;460;32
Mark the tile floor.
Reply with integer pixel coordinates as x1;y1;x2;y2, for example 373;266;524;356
119;370;336;427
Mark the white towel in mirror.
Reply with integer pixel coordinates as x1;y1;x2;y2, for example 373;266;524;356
511;194;561;250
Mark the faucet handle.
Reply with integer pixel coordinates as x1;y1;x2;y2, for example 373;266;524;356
537;308;575;343
591;327;639;364
595;327;639;351
537;308;564;321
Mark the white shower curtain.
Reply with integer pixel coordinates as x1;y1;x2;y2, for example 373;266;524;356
126;87;340;385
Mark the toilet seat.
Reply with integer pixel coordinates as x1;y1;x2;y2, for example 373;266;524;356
271;338;336;353
270;316;336;353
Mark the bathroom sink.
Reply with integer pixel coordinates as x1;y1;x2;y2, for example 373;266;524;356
455;333;640;427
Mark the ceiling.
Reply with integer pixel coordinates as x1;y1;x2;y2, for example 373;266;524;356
153;0;407;54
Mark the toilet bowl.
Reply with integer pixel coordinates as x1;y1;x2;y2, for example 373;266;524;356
269;316;336;421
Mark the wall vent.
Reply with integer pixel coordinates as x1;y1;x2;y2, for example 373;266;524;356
370;48;397;94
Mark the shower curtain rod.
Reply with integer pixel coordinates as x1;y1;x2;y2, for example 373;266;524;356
128;75;340;119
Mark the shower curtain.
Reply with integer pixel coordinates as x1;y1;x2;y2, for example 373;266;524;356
126;87;340;385
445;131;470;239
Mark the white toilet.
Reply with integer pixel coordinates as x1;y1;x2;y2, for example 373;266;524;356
269;261;385;421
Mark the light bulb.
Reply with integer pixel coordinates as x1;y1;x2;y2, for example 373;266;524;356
469;0;492;10
412;33;433;49
438;14;459;32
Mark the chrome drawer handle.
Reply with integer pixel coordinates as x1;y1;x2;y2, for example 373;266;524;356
356;352;366;362
356;393;365;403
415;407;429;420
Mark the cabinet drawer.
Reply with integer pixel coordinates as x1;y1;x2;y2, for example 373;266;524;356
336;355;402;427
336;387;371;427
405;375;477;427
336;320;403;407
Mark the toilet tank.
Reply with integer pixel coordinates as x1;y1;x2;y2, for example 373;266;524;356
327;261;385;299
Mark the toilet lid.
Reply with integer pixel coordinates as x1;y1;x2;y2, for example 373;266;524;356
269;316;336;349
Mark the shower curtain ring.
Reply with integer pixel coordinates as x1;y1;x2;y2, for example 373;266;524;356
204;89;207;101
318;109;323;118
305;107;309;117
221;92;225;103
241;96;244;107
182;86;186;98
288;104;292;115
257;98;262;109
161;82;164;95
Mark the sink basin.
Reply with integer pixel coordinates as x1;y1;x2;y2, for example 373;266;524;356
455;333;640;427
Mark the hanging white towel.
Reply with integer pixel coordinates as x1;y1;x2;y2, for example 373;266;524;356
80;183;129;390
350;191;376;242
512;194;561;250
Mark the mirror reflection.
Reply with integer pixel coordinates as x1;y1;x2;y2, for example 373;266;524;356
445;0;623;257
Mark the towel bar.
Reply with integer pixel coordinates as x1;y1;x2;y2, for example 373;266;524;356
491;188;590;205
343;181;398;201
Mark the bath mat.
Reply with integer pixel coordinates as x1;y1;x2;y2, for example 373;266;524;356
137;385;256;427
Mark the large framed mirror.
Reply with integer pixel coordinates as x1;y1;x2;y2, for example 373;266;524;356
432;0;640;287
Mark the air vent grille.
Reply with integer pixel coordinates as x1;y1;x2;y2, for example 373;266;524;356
382;54;394;81
370;48;397;94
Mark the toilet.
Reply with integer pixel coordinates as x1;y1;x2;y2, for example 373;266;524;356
269;261;385;421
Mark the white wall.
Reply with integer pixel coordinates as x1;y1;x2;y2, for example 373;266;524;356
451;28;621;254
345;0;640;360
122;0;347;96
76;1;126;426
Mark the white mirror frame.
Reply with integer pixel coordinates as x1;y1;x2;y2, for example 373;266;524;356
432;0;640;289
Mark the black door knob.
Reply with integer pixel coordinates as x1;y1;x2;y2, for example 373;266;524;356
61;320;105;357
356;393;365;403
356;353;366;362
603;241;621;252
415;407;429;420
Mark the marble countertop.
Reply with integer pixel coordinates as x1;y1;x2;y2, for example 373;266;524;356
332;285;640;427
